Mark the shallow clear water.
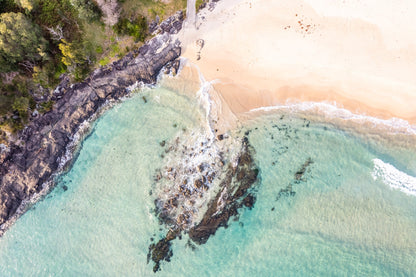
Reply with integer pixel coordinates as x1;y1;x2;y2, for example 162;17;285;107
0;84;415;276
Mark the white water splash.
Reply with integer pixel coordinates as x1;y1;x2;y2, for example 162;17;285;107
195;68;215;140
372;158;416;196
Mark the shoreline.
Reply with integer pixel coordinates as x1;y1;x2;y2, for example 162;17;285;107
0;12;184;236
160;60;416;158
178;0;416;126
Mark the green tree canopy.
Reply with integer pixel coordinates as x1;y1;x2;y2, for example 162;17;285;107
0;12;48;72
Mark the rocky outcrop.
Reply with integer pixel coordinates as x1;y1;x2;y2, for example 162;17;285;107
0;12;184;235
148;11;184;35
188;137;259;244
148;136;260;272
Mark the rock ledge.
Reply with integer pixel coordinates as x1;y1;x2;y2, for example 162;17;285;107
0;12;184;235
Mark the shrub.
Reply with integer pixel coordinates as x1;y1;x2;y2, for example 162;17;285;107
99;57;109;66
12;96;29;117
59;39;84;68
38;100;54;113
113;16;147;42
95;45;103;54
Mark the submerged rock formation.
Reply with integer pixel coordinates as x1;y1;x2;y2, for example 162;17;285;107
148;135;260;272
0;12;184;235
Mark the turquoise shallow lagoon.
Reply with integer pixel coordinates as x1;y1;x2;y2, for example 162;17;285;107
0;83;415;276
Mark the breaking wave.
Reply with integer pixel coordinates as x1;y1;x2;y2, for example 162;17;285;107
372;158;416;196
250;102;416;135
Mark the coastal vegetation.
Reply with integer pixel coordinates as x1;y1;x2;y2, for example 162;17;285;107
0;0;186;144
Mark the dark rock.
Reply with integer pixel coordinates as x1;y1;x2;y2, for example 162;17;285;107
171;59;180;75
163;59;181;76
139;44;149;55
198;2;207;10
242;194;256;209
0;13;185;236
148;21;158;34
150;11;184;35
172;21;182;33
147;238;173;273
197;163;206;172
194;178;204;189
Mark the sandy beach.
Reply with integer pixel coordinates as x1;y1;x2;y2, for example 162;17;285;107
177;0;416;127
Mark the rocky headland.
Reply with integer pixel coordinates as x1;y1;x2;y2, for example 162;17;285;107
0;11;184;236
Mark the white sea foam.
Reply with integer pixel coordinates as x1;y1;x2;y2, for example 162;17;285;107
195;71;215;139
372;158;416;196
250;102;416;135
125;80;147;92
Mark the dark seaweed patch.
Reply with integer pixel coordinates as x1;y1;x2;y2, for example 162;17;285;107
274;158;314;206
294;157;313;181
303;118;310;127
276;183;296;201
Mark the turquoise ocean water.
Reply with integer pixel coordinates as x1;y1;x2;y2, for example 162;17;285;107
0;79;415;276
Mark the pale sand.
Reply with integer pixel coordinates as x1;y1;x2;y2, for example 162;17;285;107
176;0;416;128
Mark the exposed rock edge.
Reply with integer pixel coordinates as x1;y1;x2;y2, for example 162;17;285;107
0;11;184;236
